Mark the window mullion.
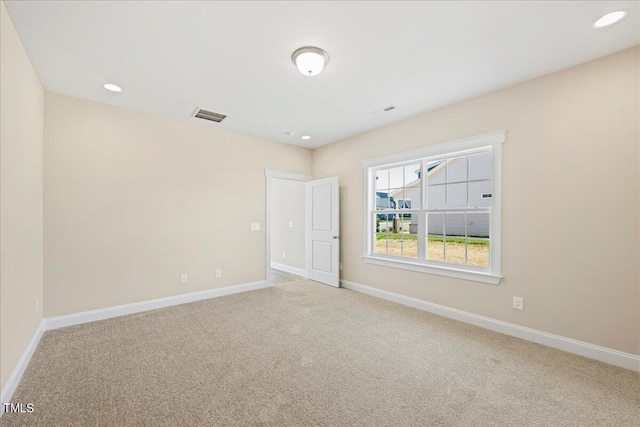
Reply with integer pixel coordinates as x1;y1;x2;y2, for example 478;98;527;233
417;160;426;261
464;211;468;265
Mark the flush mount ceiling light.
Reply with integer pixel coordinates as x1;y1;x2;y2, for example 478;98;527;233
292;47;329;76
301;135;311;140
593;10;628;28
102;83;122;92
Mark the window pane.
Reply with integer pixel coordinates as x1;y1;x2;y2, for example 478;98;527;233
398;215;410;234
389;188;403;210
384;213;403;234
469;151;492;181
427;213;444;262
468;239;490;267
427;184;445;208
446;182;467;208
445;213;466;265
467;212;490;239
397;189;414;210
427;160;446;185
403;163;421;208
375;192;393;210
375;169;389;191
404;164;420;186
400;193;416;210
375;215;390;255
389;167;404;189
398;197;412;210
467;212;490;267
447;156;468;183
375;235;388;255
402;238;418;259
401;226;418;259
409;213;419;235
469;180;492;208
378;215;393;232
387;215;402;257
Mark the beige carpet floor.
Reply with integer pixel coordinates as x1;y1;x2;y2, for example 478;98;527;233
3;280;639;426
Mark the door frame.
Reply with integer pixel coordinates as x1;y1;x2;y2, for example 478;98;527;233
265;169;313;286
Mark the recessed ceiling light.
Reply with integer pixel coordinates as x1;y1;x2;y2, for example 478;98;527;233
292;47;329;77
593;10;628;28
301;135;311;140
102;83;122;92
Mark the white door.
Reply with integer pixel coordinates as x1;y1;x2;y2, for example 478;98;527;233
305;177;340;287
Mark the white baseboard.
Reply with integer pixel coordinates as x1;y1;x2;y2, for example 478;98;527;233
341;280;640;372
0;280;267;409
44;280;267;331
271;262;306;278
1;321;45;412
3;278;636;413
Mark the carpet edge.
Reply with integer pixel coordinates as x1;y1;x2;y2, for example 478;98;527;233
341;279;640;372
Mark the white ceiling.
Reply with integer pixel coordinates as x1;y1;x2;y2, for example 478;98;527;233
5;1;639;149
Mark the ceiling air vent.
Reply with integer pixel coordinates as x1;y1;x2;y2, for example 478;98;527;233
372;105;397;115
193;108;227;123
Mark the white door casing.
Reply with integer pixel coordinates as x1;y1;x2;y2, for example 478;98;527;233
305;177;340;287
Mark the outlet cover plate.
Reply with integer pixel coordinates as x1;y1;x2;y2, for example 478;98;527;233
513;296;524;310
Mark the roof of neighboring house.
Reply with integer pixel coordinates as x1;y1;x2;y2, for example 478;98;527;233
388;159;448;198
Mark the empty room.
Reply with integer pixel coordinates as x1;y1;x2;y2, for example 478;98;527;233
1;1;639;425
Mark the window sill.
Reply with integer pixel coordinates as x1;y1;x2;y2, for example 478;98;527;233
362;256;502;285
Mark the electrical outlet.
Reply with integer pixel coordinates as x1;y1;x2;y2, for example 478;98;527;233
513;296;524;310
289;221;293;228
283;252;286;259
181;274;188;283
250;222;261;231
216;269;222;278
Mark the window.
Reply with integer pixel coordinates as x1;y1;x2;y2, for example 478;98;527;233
363;131;504;284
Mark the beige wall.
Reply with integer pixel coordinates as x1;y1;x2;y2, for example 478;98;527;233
3;4;637;383
270;178;305;271
0;1;44;389
313;47;640;356
44;93;312;317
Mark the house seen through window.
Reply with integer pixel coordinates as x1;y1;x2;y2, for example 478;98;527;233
364;131;504;284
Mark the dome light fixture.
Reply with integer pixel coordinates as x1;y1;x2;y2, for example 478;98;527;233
301;135;311;140
593;10;628;28
102;83;122;92
292;46;329;76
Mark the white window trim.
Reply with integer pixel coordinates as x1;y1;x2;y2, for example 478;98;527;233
362;130;505;285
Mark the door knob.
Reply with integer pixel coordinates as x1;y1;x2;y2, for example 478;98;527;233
333;235;340;239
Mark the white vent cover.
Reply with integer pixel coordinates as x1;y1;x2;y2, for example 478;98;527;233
193;108;227;123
